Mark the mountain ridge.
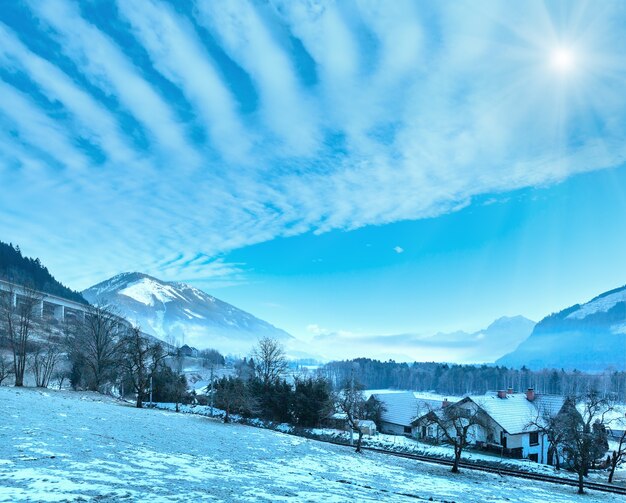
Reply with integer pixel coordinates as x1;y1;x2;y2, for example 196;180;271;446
497;284;626;371
82;272;292;353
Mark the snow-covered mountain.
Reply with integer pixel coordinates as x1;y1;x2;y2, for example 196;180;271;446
497;285;626;371
82;272;292;353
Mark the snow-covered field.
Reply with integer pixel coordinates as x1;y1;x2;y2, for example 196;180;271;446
0;387;622;502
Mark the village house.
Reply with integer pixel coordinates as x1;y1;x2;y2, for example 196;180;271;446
369;392;442;436
179;344;198;358
414;388;567;464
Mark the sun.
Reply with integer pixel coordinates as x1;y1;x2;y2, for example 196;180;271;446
550;47;576;72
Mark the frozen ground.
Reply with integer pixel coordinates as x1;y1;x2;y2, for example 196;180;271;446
0;387;623;503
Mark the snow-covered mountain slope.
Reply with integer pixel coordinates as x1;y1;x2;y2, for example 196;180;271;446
83;272;292;353
497;285;626;371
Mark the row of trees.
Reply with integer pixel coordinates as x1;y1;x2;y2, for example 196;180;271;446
321;358;626;399
212;338;334;426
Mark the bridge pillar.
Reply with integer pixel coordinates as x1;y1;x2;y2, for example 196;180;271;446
53;304;65;321
34;300;43;318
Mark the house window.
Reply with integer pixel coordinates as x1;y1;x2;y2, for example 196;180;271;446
529;453;539;462
529;432;539;446
404;426;412;434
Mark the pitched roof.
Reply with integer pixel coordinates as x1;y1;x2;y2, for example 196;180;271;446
468;392;566;435
371;392;442;426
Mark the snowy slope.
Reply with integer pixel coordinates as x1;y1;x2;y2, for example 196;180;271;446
567;286;626;319
0;387;620;503
83;272;292;353
497;284;626;371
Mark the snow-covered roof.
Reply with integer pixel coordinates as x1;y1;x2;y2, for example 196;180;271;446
468;393;566;435
357;420;377;429
371;392;442;427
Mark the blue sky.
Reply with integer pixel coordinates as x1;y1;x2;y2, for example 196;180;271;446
1;1;626;360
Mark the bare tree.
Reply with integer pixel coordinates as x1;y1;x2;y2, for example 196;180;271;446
200;348;224;368
66;303;124;391
422;401;491;473
527;405;568;469
251;337;288;386
30;331;62;388
0;281;43;386
335;379;369;453
559;391;612;494
120;326;166;408
0;353;13;385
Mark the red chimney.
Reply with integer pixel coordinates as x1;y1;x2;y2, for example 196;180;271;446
507;388;514;395
442;398;450;408
497;390;507;399
526;388;535;402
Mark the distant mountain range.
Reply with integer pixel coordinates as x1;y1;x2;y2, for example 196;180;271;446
307;315;536;363
497;285;626;371
82;272;292;353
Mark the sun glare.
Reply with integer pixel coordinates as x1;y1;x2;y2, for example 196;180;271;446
550;47;576;72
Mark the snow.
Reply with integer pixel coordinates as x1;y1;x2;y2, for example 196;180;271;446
183;308;205;319
119;278;186;306
567;288;626;319
0;387;623;502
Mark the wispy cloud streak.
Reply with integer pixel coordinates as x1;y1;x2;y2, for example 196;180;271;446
0;0;624;288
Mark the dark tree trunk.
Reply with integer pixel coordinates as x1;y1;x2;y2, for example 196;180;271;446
355;430;364;453
452;445;461;473
136;393;143;408
577;470;585;494
608;452;617;483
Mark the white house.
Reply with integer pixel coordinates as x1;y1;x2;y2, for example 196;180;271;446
369;392;442;435
415;388;567;464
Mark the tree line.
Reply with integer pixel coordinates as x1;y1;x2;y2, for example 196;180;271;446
320;358;626;400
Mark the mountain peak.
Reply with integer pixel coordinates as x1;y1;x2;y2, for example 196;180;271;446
487;315;536;330
82;272;292;353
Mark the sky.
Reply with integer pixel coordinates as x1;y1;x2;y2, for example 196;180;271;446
1;0;626;362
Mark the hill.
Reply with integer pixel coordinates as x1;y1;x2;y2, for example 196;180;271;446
0;386;618;502
0;240;87;304
497;285;626;371
82;272;292;353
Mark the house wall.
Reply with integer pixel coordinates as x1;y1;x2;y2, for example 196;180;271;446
502;432;549;463
380;421;411;436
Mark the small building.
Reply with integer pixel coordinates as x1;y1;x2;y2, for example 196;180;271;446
357;419;377;436
414;388;567;464
179;344;198;358
323;413;376;436
369;392;442;436
325;412;349;430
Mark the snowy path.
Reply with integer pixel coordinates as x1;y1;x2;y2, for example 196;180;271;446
0;387;621;502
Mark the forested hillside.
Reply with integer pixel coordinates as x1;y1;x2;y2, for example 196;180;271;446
0;241;87;304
